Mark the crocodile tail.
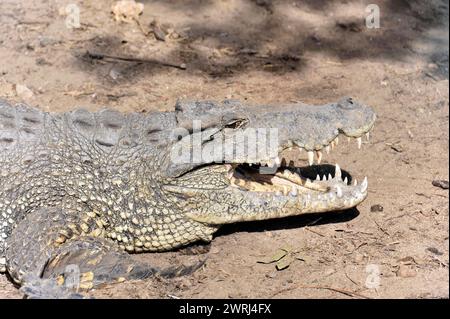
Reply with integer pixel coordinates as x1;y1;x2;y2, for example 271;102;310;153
157;257;207;278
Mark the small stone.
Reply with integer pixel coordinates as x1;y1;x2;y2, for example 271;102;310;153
432;180;449;190
426;247;443;256
396;265;417;278
111;0;144;23
109;68;121;80
370;204;384;212
15;84;34;99
354;253;364;263
209;246;220;254
38;36;61;47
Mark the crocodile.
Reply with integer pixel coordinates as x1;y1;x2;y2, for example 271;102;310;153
0;97;375;298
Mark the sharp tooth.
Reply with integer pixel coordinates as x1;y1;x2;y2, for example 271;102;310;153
322;175;327;181
361;176;368;192
306;178;312;185
336;185;343;198
328;173;333;180
275;157;281;166
325;145;330;154
316;174;320;181
353;178;358;186
316;150;322;164
330;141;335;150
290;187;298;196
335;164;342;180
366;132;370;141
307;151;314;166
343;176;348;185
357;137;362;149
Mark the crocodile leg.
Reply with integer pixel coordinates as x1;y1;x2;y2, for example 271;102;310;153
5;207;204;298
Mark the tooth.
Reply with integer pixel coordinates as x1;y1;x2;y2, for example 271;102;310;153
322;175;327;181
361;176;368;192
357;137;362;149
325;145;330;154
336;185;343;198
328;173;333;180
275;157;281;166
316;151;322;164
307;151;314;166
366;132;370;141
330;141;335;150
306;178;312;185
353;178;358;186
316;174;320;181
343;176;348;185
335;164;342;179
335;137;339;145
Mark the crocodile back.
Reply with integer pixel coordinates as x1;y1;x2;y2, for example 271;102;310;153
0;99;178;155
0;99;47;152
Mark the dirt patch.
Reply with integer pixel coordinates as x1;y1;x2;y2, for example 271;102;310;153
0;0;448;298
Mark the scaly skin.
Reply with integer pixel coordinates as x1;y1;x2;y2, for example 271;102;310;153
0;97;375;297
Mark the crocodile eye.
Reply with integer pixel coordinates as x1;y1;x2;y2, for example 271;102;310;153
224;118;248;129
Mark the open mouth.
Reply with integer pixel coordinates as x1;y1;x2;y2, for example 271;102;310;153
227;163;366;197
224;132;371;208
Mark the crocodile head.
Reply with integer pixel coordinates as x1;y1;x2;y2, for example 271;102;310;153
161;97;376;225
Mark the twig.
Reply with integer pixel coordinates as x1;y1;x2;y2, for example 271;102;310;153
84;50;186;70
271;284;371;299
302;285;371;299
371;218;390;236
304;227;325;237
344;271;359;286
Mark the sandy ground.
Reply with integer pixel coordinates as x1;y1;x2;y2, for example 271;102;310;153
0;0;448;299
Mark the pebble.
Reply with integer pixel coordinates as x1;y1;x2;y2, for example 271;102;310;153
15;84;34;99
432;180;449;190
396;265;417;278
370;204;384;212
